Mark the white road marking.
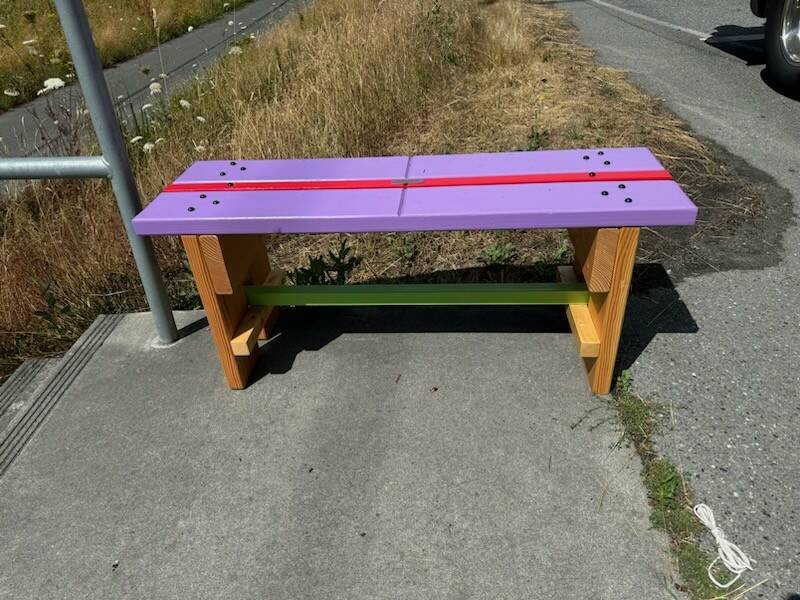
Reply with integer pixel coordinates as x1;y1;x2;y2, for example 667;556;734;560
587;0;709;39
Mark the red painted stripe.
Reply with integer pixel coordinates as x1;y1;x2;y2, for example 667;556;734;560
163;169;672;193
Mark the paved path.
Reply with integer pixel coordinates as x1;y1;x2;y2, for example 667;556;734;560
0;310;674;599
0;0;307;158
560;0;800;595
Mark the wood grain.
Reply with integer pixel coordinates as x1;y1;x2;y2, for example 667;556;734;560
231;306;277;356
182;235;269;389
556;266;600;358
199;235;268;295
583;227;640;394
568;228;619;293
230;270;286;355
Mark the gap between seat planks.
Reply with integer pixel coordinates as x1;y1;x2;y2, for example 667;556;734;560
133;148;697;393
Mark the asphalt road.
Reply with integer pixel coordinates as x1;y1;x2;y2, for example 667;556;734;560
0;0;307;159
559;0;800;597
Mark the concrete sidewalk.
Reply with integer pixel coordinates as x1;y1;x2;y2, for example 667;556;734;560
0;309;673;599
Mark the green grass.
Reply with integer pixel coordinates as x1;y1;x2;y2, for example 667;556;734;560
478;242;517;266
611;370;744;599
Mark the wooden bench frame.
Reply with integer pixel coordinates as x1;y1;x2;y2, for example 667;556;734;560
181;226;639;394
133;148;696;395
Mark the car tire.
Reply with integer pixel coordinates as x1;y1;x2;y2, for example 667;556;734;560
765;0;800;90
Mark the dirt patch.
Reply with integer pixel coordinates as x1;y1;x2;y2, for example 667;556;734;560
640;133;793;279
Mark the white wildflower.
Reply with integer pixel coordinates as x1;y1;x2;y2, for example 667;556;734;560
196;116;206;123
227;20;234;26
155;137;165;144
4;89;20;97
159;72;167;79
21;39;37;46
223;2;230;7
195;145;206;153
187;25;194;32
179;99;191;109
249;33;255;40
228;45;242;55
141;103;153;110
143;142;155;153
49;57;61;64
117;94;125;100
149;81;162;95
0;24;6;30
130;135;143;144
37;77;65;95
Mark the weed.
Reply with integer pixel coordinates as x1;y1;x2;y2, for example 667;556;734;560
392;237;420;266
546;238;571;263
289;256;330;286
289;240;362;285
31;277;72;338
613;374;657;452
525;124;550;150
478;242;516;266
611;370;736;598
644;458;683;507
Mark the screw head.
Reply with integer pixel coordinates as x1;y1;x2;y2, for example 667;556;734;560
601;190;609;196
618;184;626;189
187;206;195;212
230;161;237;166
219;171;226;176
603;160;611;165
624;197;633;203
199;194;207;199
598;150;605;155
212;200;220;205
589;172;596;177
583;155;590;160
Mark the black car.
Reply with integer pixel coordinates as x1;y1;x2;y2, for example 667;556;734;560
752;0;800;88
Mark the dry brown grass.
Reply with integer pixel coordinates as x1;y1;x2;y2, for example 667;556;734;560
0;0;252;112
0;0;772;381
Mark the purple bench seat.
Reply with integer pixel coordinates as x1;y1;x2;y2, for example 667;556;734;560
132;148;697;235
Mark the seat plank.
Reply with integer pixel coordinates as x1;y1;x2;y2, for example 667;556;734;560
132;148;697;236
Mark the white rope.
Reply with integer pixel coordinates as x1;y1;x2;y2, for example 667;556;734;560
693;503;754;589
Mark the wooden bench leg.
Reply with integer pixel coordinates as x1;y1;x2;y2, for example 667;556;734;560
181;234;274;390
567;227;640;394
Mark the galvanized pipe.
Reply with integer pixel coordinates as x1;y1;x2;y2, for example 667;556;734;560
0;156;110;180
51;0;178;343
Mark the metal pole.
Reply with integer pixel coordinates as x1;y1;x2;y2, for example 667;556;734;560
52;0;178;343
0;156;109;180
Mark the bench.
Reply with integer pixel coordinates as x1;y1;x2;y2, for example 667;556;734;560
132;148;697;394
